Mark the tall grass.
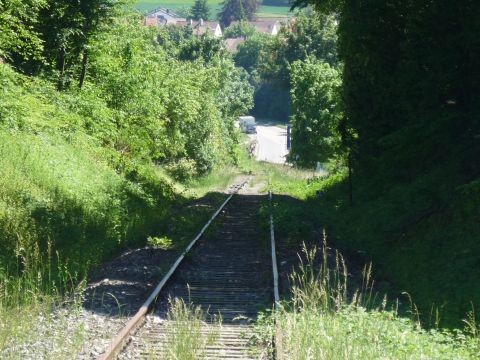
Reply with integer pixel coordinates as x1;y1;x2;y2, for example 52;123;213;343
0;128;171;286
0;272;87;359
183;165;241;198
0;304;86;359
0;128;230;355
0;125;234;356
154;297;219;360
234;143;318;194
267;166;480;327
272;238;480;359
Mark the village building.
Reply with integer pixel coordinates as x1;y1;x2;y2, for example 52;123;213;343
227;18;290;36
143;7;290;40
176;19;223;37
223;18;292;52
144;7;185;26
250;19;280;35
225;37;245;52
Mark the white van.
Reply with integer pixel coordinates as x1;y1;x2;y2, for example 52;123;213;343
238;116;256;134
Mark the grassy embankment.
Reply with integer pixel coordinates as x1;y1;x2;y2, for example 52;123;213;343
266;243;480;359
245;162;480;358
149;157;480;358
135;0;292;18
0;63;243;357
266;169;480;327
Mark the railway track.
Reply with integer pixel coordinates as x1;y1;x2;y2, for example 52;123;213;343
100;184;279;360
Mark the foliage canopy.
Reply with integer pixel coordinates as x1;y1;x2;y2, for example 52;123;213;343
218;0;259;27
190;0;210;20
289;59;343;166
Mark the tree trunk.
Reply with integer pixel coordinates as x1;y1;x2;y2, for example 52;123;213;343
57;46;66;91
79;47;88;89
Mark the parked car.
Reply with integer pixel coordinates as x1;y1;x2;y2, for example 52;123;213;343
238;116;256;134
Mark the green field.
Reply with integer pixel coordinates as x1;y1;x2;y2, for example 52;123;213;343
135;0;292;18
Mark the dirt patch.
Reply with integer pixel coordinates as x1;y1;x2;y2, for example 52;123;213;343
83;247;178;317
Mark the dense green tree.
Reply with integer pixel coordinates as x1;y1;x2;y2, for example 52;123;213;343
223;20;256;38
158;25;229;63
179;34;228;63
291;0;480;325
292;0;480;183
233;11;337;121
35;0;123;87
242;0;260;20
1;0;123;79
289;59;342;166
265;12;338;84
190;0;210;20
88;14;252;175
218;0;247;27
0;0;45;62
156;24;194;58
233;33;271;73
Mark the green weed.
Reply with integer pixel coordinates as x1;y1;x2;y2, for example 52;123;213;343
162;297;220;360
147;236;173;249
264;163;480;328
270;242;480;359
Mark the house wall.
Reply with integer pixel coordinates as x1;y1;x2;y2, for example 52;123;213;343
145;9;177;21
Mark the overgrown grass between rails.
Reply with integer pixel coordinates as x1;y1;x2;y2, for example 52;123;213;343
146;297;220;360
183;166;241;198
264;241;480;360
234;142;317;194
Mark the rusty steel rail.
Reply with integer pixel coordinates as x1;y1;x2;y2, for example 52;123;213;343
269;191;283;360
269;191;280;305
99;182;246;360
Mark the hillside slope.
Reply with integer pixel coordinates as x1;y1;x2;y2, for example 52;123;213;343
0;63;175;283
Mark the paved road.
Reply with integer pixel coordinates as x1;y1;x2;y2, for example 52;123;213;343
249;125;288;164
